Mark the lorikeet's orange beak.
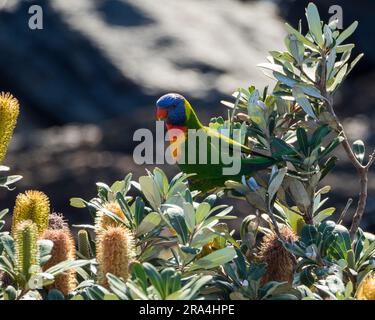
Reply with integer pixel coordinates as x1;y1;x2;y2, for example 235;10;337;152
156;107;168;121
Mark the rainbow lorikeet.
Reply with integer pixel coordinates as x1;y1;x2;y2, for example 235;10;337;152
156;93;275;191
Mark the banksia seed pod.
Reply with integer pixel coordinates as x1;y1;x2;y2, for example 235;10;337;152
258;225;297;286
12;190;50;236
96;226;135;288
356;272;375;300
42;228;76;296
14;220;39;282
0;92;19;164
48;212;68;230
78;229;91;259
95;201;126;233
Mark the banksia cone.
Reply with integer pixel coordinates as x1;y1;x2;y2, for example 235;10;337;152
0;92;19;164
12;190;50;236
42;228;76;296
96;226;135;288
258;225;297;286
14;220;39;283
95;201;126;233
356;272;375;300
78;229;91;259
48;212;68;230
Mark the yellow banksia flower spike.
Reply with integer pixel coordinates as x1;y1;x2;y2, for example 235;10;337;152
42;228;76;296
0;92;20;164
258;225;297;286
95;201;126;233
12;190;50;236
96;225;135;288
356;272;375;300
14;220;39;283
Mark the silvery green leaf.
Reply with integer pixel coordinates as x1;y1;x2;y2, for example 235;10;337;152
352;140;365;164
136;212;161;235
195;202;211;224
107;273;132;300
346;53;364;76
292;86;317;119
190;228;216;248
298;84;324;99
336;43;355;54
323;25;333;47
248;89;260;109
329;64;348;91
335;21;358;46
313;207;335;224
70;197;87;208
268;167;287;203
344;281;353;298
306;3;324;46
326;48;337;80
1;234;14;263
285;34;304;65
285;23;319;51
269;51;296;64
38;239;54;266
139;176;162;210
220;100;235;109
190;247;237;270
0;208;8;220
153;168;169;196
183;202;196;232
289;179;311;208
273;71;297;88
0;175;23;189
257;62;285;74
165;206;188;244
45;259;92;276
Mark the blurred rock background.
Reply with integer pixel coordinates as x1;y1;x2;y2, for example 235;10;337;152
0;0;374;231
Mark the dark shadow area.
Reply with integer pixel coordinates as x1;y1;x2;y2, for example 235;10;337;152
0;1;153;127
97;0;155;27
175;61;226;76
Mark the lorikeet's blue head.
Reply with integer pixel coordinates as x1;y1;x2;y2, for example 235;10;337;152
156;93;187;125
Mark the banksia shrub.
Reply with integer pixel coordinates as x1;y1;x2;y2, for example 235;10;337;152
78;229;91;259
356;272;375;300
96;226;135;288
258;226;297;286
14;220;39;283
41;228;76;296
48;212;68;230
12;190;50;236
95;201;126;233
0;92;19;164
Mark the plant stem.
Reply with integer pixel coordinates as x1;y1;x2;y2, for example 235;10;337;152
327;103;374;238
319;51;375;239
266;199;285;241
